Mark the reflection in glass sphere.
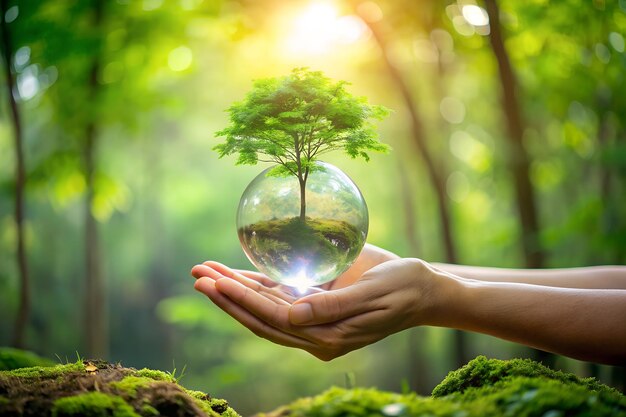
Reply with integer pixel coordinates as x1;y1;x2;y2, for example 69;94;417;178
237;161;368;290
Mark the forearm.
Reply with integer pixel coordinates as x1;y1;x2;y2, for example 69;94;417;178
425;269;626;365
431;263;626;289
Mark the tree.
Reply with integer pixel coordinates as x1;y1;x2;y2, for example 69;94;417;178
214;68;389;222
0;0;29;349
483;0;545;269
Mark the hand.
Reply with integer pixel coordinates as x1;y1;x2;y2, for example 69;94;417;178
190;244;446;361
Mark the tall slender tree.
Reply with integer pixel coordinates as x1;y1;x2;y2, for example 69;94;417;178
0;0;30;349
483;0;555;366
83;0;107;359
353;2;468;371
483;0;545;269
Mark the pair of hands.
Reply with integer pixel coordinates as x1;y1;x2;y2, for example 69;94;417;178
190;244;442;361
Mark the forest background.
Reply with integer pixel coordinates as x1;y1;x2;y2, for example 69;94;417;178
1;0;625;415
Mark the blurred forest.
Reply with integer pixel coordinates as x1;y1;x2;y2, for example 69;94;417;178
0;0;625;415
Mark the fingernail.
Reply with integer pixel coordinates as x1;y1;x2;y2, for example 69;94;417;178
290;303;313;324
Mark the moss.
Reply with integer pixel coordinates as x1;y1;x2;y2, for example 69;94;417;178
1;360;84;379
0;347;55;371
140;403;159;415
262;380;626;417
432;355;617;397
258;386;484;417
261;358;626;417
110;376;156;397
51;392;139;417
185;388;239;417
134;368;175;382
0;354;239;417
454;377;626;417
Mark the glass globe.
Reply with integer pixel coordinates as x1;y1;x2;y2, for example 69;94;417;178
237;161;368;290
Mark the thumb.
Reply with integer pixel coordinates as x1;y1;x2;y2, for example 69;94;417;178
289;278;380;325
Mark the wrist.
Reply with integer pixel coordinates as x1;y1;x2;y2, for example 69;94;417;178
410;260;469;328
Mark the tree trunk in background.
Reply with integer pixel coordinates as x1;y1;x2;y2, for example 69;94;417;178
397;158;420;256
484;0;554;366
144;128;174;365
355;4;467;372
484;0;544;269
355;5;457;264
396;159;431;394
1;0;30;349
84;0;107;359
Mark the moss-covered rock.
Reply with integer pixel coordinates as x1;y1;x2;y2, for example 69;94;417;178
259;357;626;417
52;392;139;417
432;355;616;397
0;358;239;417
2;354;624;416
0;347;55;371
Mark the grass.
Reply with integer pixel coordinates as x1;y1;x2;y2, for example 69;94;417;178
239;216;365;283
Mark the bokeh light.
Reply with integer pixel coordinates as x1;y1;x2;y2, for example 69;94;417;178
168;46;193;71
285;2;369;56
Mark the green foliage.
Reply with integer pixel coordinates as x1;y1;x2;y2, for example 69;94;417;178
432;355;616;397
214;68;390;175
0;347;55;370
51;392;139;417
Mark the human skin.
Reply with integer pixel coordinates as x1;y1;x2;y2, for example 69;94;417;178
190;244;626;365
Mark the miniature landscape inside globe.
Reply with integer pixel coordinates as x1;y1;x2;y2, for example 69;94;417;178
237;162;368;289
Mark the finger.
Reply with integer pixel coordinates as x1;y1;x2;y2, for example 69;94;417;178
215;278;294;329
214;278;332;345
191;264;225;280
289;278;387;325
259;289;292;306
233;269;278;288
194;278;317;350
193;264;296;305
201;261;295;303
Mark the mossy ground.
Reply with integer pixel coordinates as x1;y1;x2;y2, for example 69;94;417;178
2;352;624;417
239;217;364;281
0;357;239;417
258;356;626;417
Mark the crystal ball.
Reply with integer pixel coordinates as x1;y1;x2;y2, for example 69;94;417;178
237;161;368;289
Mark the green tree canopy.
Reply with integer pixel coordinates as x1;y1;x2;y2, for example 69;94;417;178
214;67;390;220
214;67;389;175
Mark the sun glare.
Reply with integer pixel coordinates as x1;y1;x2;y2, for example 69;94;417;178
285;2;369;56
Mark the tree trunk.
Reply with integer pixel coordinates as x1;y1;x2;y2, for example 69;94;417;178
1;0;30;349
483;0;544;269
484;0;555;366
355;6;457;265
397;158;420;255
298;178;306;222
84;0;107;359
356;4;467;369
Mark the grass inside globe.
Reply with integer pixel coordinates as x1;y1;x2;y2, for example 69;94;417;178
237;162;368;290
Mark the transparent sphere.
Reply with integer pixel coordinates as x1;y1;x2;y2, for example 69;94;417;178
237;161;368;290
